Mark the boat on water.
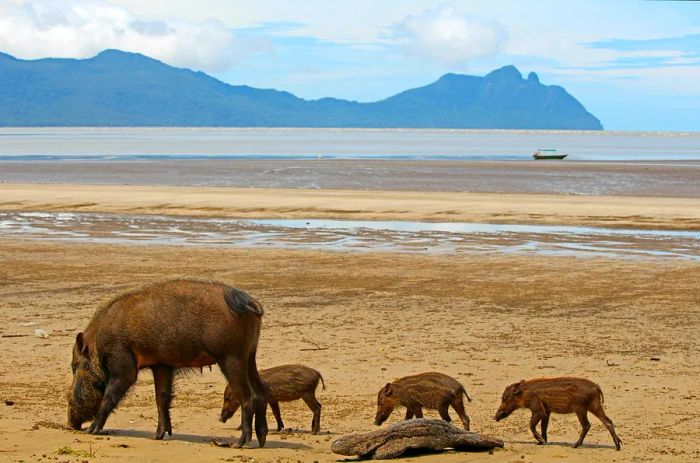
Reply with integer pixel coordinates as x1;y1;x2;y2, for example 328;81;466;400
533;149;567;160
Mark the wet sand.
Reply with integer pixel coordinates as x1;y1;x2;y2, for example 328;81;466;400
1;239;699;463
1;159;700;197
2;183;700;230
2;211;699;259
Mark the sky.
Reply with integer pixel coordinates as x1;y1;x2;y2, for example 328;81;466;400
0;0;698;131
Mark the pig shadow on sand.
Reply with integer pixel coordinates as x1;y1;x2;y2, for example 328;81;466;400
275;428;337;436
509;439;618;450
105;429;311;449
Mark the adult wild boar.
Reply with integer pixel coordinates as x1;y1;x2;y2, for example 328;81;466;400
494;377;621;450
220;364;325;434
67;279;269;448
374;372;472;430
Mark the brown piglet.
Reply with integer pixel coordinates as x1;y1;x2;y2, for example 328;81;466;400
495;377;622;450
221;364;325;434
374;372;472;430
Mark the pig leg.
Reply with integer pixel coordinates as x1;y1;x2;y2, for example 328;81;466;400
218;357;254;447
269;400;284;431
405;405;422;420
87;353;138;434
451;397;471;431
247;351;268;447
540;413;550;443
573;408;591;448
302;393;322;434
590;407;622;450
437;403;452;423
151;365;174;440
529;412;545;445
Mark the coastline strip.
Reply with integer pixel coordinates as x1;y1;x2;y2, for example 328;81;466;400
1;183;699;230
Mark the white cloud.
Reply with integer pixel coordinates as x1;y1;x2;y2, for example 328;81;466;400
0;0;271;72
389;4;506;66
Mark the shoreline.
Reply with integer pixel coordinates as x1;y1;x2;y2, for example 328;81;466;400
2;159;699;198
1;182;699;230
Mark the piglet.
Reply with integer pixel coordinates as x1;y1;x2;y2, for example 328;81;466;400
374;372;472;430
495;377;621;450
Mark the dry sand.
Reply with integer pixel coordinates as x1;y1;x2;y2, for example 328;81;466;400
1;239;699;463
2;183;700;230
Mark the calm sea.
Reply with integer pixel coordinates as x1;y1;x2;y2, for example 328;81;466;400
0;128;699;161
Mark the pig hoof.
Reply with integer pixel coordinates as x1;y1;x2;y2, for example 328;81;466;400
235;434;250;448
86;423;103;435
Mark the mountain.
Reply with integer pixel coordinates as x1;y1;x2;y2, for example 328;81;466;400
0;50;602;129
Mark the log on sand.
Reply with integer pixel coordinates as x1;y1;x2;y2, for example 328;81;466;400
331;419;504;460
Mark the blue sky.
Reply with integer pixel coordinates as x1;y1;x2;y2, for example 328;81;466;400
0;0;698;130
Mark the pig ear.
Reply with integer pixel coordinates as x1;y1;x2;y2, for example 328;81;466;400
513;380;524;395
383;383;394;396
75;332;89;356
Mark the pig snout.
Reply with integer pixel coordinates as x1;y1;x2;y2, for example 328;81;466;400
373;412;384;426
219;409;233;423
374;409;391;426
494;406;511;422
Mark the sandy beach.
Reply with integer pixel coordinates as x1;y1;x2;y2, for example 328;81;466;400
1;239;699;463
1;2;698;461
2;183;700;230
1;155;699;463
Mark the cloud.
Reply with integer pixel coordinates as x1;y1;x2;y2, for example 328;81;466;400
389;4;506;66
581;33;700;69
0;0;272;72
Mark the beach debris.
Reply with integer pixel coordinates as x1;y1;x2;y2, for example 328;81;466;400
331;419;504;460
606;359;620;367
33;328;50;339
300;337;329;351
17;321;38;327
211;439;232;448
4;400;14;406
650;357;661;362
55;444;95;458
1;334;29;338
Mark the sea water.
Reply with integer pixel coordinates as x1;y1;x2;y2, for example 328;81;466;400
1;127;699;161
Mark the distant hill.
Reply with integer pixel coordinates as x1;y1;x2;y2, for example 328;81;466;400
0;49;602;129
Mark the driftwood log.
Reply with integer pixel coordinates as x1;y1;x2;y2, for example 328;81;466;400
331;419;504;460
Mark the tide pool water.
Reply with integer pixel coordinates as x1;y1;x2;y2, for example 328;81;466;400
1;212;697;260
